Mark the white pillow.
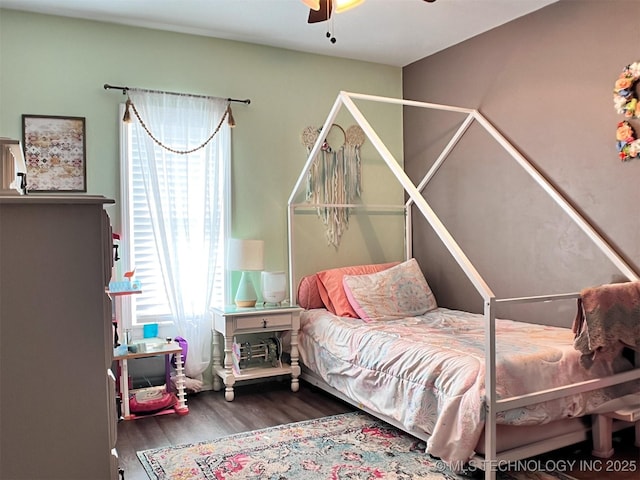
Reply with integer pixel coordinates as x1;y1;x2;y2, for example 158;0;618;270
342;258;437;322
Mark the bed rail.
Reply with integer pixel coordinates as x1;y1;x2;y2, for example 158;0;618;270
494;292;580;304
290;203;406;212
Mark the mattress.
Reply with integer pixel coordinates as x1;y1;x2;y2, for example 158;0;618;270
298;307;638;464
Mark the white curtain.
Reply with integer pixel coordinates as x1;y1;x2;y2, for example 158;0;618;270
129;90;229;380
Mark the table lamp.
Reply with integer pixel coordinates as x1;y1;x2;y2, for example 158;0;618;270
227;238;264;307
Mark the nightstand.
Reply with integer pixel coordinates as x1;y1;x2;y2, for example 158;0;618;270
211;304;302;401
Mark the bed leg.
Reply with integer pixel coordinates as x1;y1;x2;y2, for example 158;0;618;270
591;414;614;458
484;468;496;480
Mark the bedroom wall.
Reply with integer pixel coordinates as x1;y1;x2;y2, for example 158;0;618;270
403;0;640;326
0;9;405;388
0;9;405;294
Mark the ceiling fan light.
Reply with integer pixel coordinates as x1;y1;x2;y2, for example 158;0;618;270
335;0;365;14
301;0;321;11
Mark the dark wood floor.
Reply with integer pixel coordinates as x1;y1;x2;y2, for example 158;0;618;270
116;380;354;480
116;380;639;480
537;426;639;480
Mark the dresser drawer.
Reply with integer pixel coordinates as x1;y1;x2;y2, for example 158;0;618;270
235;313;292;330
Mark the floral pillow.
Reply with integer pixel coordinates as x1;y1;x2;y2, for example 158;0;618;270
342;258;437;322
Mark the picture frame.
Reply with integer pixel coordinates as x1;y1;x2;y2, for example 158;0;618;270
22;114;87;192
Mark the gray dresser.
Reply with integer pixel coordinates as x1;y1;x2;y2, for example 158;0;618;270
0;195;118;480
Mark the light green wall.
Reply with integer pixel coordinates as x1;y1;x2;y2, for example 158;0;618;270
0;9;404;284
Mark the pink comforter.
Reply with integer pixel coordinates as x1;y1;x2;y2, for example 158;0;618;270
298;307;637;464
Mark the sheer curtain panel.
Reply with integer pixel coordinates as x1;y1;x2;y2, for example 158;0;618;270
125;90;229;382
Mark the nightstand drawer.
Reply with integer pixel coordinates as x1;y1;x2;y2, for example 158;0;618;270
236;313;292;330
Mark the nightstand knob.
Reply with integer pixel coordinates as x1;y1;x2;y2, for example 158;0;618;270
262;319;267;328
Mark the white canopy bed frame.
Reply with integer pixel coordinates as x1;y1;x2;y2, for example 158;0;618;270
287;91;640;480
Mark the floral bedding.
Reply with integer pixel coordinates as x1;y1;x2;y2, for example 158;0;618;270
298;307;637;464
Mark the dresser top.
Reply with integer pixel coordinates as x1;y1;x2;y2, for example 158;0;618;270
0;194;115;205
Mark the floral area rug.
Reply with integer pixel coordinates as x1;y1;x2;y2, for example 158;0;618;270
137;411;576;480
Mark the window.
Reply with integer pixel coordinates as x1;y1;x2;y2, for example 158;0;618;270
118;100;228;329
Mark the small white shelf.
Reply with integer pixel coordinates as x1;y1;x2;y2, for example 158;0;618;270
212;364;293;381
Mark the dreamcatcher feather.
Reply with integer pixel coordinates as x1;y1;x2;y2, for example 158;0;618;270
301;124;365;248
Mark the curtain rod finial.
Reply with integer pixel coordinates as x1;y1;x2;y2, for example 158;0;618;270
104;83;129;95
228;98;251;105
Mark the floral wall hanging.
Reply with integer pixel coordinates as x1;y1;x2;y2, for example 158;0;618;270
301;124;365;248
613;61;640;161
616;120;640;161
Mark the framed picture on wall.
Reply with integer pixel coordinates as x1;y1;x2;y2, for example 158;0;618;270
22;114;87;192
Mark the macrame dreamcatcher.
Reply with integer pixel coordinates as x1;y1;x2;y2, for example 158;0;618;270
301;123;365;248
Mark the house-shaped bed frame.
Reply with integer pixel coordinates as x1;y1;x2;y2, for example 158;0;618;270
287;91;640;480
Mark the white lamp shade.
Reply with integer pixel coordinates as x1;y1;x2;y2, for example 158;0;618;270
261;271;287;304
227;238;264;272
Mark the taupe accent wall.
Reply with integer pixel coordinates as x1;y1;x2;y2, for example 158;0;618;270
403;0;640;325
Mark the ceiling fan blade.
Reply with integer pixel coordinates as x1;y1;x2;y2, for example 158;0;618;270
308;0;332;23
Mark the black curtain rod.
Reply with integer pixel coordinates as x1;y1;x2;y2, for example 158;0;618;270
103;83;251;105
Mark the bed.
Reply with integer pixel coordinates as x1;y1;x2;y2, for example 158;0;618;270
286;92;640;479
295;259;640;467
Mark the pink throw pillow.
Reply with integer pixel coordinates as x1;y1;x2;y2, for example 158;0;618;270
297;274;324;309
316;262;399;317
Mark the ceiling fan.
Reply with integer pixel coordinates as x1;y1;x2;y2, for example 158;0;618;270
302;0;437;24
302;0;360;24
